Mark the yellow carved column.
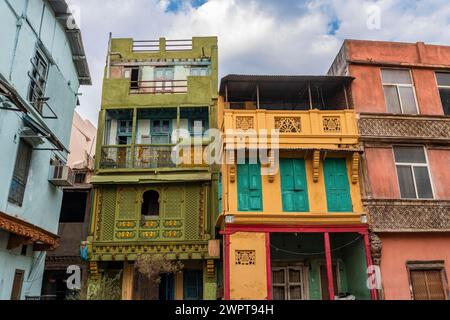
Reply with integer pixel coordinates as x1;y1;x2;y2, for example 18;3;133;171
121;262;134;300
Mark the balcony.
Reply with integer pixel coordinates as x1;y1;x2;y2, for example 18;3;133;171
219;75;359;150
223;108;359;150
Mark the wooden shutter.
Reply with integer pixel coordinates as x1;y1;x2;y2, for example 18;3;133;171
410;270;446;300
323;158;352;212
14;140;32;184
237;163;262;211
10;269;25;300
280;159;309;212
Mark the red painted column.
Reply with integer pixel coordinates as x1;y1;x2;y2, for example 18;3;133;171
265;232;272;300
324;232;335;300
224;233;230;300
363;232;378;300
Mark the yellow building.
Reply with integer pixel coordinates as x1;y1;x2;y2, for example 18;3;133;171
217;75;377;300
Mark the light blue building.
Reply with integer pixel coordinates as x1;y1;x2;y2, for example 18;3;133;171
0;0;90;299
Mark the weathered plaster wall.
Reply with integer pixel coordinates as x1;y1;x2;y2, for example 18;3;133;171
364;147;400;199
380;233;450;300
229;232;268;300
427;148;450;200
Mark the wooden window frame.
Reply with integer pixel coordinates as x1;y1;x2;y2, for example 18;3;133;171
380;68;419;115
435;71;450;115
10;269;25;300
406;260;449;300
392;145;435;200
271;263;309;300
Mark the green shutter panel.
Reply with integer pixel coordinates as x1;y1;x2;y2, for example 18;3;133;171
249;163;262;210
238;163;262;211
324;158;352;212
280;159;309;212
237;164;250;211
218;175;222;213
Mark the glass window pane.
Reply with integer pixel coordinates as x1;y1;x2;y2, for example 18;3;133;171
436;72;450;86
289;269;301;283
273;287;285;300
414;167;433;199
439;88;450;115
381;69;412;84
384;86;402;113
393;146;426;163
272;269;285;284
397;165;417;199
399;87;418;114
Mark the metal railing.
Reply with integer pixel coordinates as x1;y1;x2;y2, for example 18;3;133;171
100;145;132;169
132;39;193;52
130;80;188;94
134;145;176;168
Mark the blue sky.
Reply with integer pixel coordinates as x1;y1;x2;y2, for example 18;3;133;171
66;0;450;125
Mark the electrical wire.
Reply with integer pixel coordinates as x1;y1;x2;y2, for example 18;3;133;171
270;234;363;256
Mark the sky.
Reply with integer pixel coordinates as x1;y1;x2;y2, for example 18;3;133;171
65;0;450;125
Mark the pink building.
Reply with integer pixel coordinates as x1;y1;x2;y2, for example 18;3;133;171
329;40;450;300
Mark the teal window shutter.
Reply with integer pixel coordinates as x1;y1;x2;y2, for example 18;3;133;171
280;159;309;212
218;174;222;213
323;158;352;212
237;163;262;211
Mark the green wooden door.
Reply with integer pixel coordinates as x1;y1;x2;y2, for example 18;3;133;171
280;159;309;212
237;163;263;211
323;158;352;212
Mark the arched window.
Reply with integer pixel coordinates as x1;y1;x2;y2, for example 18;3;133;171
141;190;159;216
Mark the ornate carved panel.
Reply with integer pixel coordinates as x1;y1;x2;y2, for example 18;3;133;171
358;115;450;141
365;199;450;232
322;117;341;132
235;250;256;265
312;150;320;182
274;117;301;133
236;116;254;131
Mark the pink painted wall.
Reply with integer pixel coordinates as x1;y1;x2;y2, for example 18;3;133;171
427;149;450;200
380;233;450;300
365;147;400;199
67;111;97;170
346;40;449;116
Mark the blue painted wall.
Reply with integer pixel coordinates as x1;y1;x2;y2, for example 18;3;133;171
0;0;84;299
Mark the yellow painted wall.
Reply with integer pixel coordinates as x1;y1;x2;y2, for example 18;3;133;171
221;154;363;218
229;232;268;300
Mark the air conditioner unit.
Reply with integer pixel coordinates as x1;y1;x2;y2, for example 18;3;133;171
48;165;74;187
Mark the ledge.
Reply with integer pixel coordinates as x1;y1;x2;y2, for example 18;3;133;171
363;199;450;232
0;211;59;250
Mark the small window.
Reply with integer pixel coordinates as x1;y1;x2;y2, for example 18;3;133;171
130;67;140;89
141;190;159;216
10;269;25;300
381;69;418;114
408;262;448;300
190;67;209;76
74;173;86;184
8;140;33;206
436;72;450;115
28;49;49;114
394;146;433;199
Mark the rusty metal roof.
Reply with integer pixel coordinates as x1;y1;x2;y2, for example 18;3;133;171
219;74;354;100
48;0;91;85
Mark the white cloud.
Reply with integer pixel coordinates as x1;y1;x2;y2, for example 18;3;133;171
66;0;450;125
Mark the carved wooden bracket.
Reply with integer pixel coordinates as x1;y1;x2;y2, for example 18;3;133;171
0;210;59;251
351;152;360;184
312;150;320;182
267;149;276;183
206;259;215;279
228;150;236;183
89;261;100;280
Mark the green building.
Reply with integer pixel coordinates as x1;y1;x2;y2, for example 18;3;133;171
87;36;220;300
